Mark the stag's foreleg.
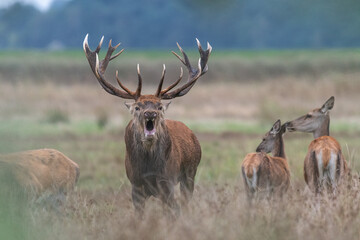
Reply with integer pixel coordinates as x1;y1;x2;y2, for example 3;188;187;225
131;185;148;216
180;168;196;204
157;179;180;217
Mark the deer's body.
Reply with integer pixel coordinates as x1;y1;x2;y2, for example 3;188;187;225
303;136;347;192
286;96;348;193
84;35;211;215
242;153;290;197
241;120;290;199
0;149;79;197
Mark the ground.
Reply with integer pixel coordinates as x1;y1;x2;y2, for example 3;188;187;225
0;50;360;239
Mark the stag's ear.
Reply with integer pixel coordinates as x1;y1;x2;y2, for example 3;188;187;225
270;119;281;136
320;96;335;114
163;101;171;111
124;102;132;110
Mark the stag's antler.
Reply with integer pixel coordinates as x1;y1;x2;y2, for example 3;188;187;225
83;34;142;100
155;39;212;99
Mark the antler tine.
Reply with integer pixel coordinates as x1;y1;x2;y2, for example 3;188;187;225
155;64;166;97
197;38;212;75
99;38;123;74
95;36;104;53
160;39;211;100
135;64;143;99
161;60;202;99
83;34;138;100
159;67;183;96
171;42;196;78
116;70;135;95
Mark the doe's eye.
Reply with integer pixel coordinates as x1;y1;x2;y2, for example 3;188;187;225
306;114;312;118
135;107;140;111
158;106;163;111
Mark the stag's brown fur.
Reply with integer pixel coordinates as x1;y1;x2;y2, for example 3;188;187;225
0;149;79;198
83;35;211;215
241;120;290;199
125;96;201;213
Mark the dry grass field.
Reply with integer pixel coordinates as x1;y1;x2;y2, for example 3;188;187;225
1;49;360;240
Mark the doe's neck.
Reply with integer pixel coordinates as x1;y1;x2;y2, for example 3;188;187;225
271;135;286;159
313;117;330;139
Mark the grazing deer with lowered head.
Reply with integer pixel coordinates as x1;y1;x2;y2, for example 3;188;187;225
241;120;290;200
0;149;79;202
83;34;211;215
285;96;348;194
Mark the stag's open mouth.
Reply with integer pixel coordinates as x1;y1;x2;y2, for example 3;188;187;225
144;119;156;137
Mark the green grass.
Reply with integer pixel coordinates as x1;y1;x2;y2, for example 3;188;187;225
1;49;360;239
0;117;358;187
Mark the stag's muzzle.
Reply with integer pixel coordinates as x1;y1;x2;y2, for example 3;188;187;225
144;111;157;137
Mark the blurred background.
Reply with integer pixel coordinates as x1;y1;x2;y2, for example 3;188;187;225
1;1;360;239
0;0;360;50
1;0;360;49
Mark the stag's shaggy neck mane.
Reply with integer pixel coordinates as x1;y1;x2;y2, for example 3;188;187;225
125;119;172;191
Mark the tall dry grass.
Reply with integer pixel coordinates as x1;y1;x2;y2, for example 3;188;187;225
0;50;360;239
20;176;360;240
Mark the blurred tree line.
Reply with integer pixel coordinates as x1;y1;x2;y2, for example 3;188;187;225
0;0;359;49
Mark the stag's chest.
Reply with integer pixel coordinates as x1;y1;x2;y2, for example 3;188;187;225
126;141;167;176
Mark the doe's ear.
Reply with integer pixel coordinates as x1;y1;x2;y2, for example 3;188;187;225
270;119;281;135
320;96;335;113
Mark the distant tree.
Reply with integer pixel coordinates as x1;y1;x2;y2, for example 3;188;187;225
0;0;359;49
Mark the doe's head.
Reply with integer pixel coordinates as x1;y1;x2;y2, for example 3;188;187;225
285;96;334;133
256;119;286;153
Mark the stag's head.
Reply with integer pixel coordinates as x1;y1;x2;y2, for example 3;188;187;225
285;96;334;134
124;94;170;139
256;119;286;153
83;34;212;140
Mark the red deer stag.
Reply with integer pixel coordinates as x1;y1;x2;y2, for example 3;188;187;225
241;120;290;200
285;96;348;193
83;34;211;215
0;149;79;201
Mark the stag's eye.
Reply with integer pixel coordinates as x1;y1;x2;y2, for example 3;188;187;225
158;106;163;111
135;107;140;111
306;114;312;119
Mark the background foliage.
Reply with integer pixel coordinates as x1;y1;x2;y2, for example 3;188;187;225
1;0;360;49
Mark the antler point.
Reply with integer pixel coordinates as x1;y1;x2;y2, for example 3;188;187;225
137;64;141;74
196;38;201;45
95;53;100;78
83;34;89;52
207;42;212;52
